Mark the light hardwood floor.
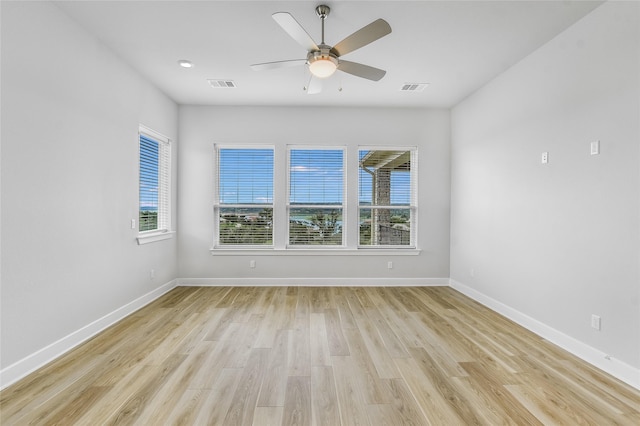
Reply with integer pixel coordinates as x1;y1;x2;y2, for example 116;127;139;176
1;286;639;425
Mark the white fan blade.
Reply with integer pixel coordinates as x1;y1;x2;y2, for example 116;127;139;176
331;19;391;57
273;12;319;52
250;59;307;71
307;76;322;94
338;60;386;81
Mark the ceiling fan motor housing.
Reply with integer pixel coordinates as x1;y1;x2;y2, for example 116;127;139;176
307;46;339;78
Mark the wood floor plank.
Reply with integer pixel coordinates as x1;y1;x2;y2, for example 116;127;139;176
332;355;372;426
506;371;600;425
376;378;430;425
16;385;109;426
254;287;288;348
363;306;410;359
105;353;187;426
504;384;575;425
224;314;264;368
258;329;289;407
558;359;640;413
0;353;108;423
342;327;390;404
162;388;207;426
253;406;284;426
310;313;332;367
143;311;205;365
512;355;625;425
408;346;484;424
289;322;311;377
354;310;401;379
203;305;240;341
394;357;463;425
224;348;270;426
73;364;157;424
310;286;334;313
135;339;214;424
193;368;243;425
311;366;341;426
282;376;312;426
187;340;226;390
333;287;358;329
459;361;543;424
324;308;350;356
2;286;638;425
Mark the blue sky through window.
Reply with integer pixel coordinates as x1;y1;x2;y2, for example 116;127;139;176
289;149;343;205
140;135;159;211
219;148;274;204
216;148;410;206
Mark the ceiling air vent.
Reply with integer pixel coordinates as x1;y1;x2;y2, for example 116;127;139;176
208;79;237;89
400;83;429;92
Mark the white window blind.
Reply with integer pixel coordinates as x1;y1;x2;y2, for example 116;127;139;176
216;147;274;246
358;149;415;246
139;130;170;233
288;148;344;246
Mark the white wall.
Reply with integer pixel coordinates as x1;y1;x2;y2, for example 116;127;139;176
451;0;639;381
0;1;178;381
178;106;450;283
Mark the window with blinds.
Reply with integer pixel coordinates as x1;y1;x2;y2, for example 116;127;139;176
216;147;274;246
139;128;171;233
358;149;415;246
288;148;344;246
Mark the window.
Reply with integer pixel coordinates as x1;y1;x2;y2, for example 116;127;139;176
215;147;274;246
213;145;417;252
138;126;171;243
359;149;415;247
288;148;344;246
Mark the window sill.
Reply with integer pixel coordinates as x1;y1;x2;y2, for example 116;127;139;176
137;231;175;245
210;248;421;256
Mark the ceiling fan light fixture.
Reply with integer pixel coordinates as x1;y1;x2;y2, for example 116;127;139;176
309;58;337;78
308;51;338;78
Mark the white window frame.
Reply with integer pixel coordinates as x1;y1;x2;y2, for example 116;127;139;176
213;144;275;249
210;144;420;255
137;125;173;245
286;145;346;249
357;146;417;249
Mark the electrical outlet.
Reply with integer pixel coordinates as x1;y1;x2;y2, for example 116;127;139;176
250;260;256;268
387;261;393;269
470;268;475;278
591;314;601;331
150;269;155;280
541;152;549;164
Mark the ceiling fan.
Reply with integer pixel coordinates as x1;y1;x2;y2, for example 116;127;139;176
250;5;391;94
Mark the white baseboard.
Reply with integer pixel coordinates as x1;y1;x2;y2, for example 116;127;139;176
176;277;450;287
449;279;640;390
0;280;178;391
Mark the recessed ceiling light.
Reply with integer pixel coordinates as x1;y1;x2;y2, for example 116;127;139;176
178;60;194;68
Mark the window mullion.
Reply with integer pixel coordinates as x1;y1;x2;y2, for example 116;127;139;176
345;144;359;248
273;145;288;249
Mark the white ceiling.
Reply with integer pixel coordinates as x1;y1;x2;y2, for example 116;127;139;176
53;0;603;108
